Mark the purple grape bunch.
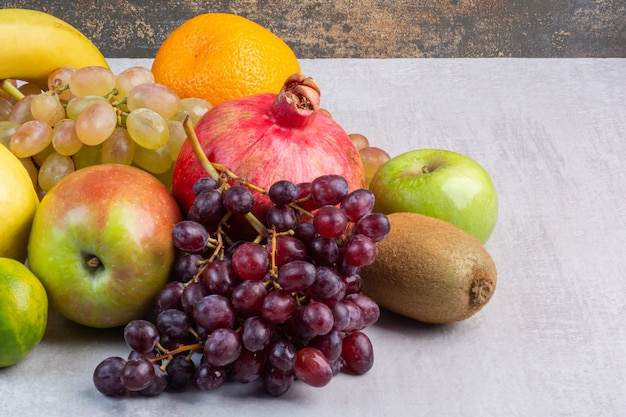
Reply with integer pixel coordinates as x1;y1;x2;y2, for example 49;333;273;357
93;173;391;397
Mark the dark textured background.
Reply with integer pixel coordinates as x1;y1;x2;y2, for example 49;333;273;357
2;0;625;58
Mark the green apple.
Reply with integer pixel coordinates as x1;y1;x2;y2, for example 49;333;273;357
27;164;182;328
369;149;498;244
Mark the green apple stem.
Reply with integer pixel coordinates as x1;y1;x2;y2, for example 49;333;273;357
1;79;25;101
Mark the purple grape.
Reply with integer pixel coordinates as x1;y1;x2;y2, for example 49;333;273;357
309;330;343;363
231;242;270;281
171;220;209;254
156;281;185;313
231;280;267;317
156;309;192;339
277;260;316;292
311;174;349;206
341;188;375;222
139;364;168;396
261;290;296;324
355;212;391;242
341;331;374;375
241;316;272;352
268;180;298;205
188;188;226;228
293;347;333;387
263;367;294;397
271;235;307;266
181;281;208;315
222;185;254;215
195;362;226;391
302;301;334;335
193;294;235;332
310;266;344;301
93;356;126;396
266;205;298;232
308;236;339;266
345;293;380;326
230;348;265;383
203;327;242;367
123;320;159;354
170;253;202;283
202;259;240;296
313;205;348;239
342;233;378;267
120;356;155;391
192;176;219;195
266;339;297;371
166;355;196;389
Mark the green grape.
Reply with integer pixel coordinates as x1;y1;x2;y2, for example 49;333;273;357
169;97;213;124
0;120;20;148
31;143;55;168
52;119;83;156
132;143;172;174
101;127;135;165
114;66;155;100
19;156;40;192
48;66;76;102
166;120;186;161
31;93;66;126
38;152;75;191
0;97;12;121
9;120;52;158
127;83;180;119
75;101;118;146
126;108;168;150
69;65;116;97
8;94;35;124
18;83;42;96
73;144;102;169
66;95;107;120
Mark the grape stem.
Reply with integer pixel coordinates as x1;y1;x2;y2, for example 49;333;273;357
182;115;268;238
0;79;25;101
153;341;204;370
182;116;221;181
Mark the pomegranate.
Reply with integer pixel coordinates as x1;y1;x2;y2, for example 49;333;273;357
172;73;366;221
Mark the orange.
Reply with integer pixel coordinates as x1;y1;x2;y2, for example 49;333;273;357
152;13;301;106
0;257;48;367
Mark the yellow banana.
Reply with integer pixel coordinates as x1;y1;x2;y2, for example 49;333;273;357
0;8;109;88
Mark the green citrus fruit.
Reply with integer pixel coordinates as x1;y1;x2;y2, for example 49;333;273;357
0;257;48;367
0;144;40;262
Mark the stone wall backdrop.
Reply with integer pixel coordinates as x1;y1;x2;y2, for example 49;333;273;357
2;0;624;58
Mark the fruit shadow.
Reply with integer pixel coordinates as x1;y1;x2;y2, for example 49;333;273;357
373;308;462;336
41;307;124;346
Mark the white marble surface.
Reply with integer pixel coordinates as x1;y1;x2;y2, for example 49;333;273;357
1;58;625;417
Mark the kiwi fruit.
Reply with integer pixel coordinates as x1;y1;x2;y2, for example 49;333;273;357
360;212;497;324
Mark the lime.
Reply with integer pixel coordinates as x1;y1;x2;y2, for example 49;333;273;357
0;144;40;261
0;257;48;367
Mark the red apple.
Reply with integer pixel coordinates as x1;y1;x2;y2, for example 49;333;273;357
27;164;182;328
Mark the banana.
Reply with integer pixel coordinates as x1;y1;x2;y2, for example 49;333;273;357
0;8;109;88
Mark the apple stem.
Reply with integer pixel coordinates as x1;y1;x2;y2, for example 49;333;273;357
86;256;101;268
421;165;430;174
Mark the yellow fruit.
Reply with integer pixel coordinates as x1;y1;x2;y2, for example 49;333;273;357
0;144;40;261
152;13;301;106
0;257;48;367
0;8;109;88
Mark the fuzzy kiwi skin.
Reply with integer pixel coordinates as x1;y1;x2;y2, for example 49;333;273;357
360;212;497;324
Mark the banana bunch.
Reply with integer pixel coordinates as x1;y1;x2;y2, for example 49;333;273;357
0;8;109;88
